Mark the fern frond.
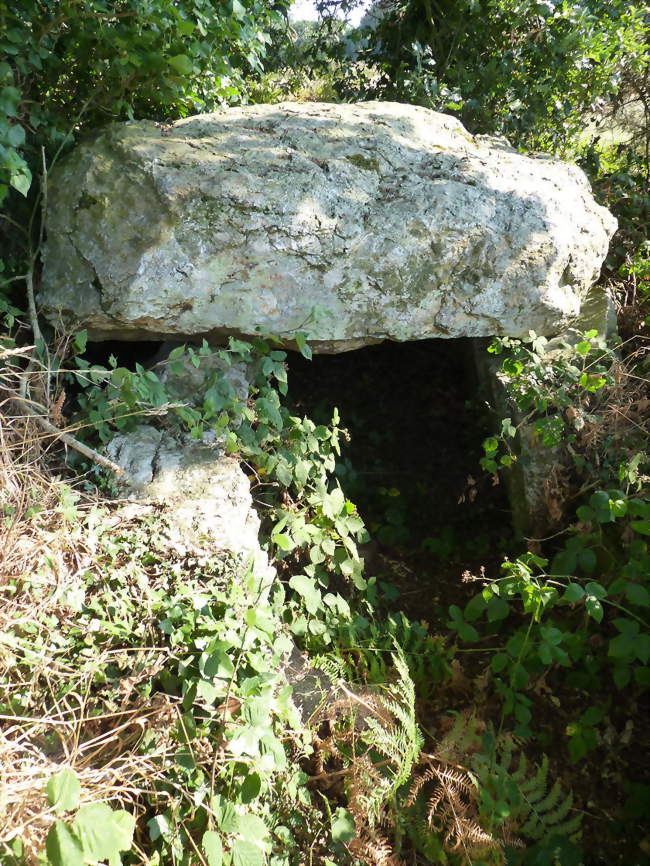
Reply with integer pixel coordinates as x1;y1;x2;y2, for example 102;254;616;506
433;764;476;797
550;810;582;838
310;652;350;682
510;751;529;784
519;754;549;800
360;650;423;805
519;770;580;842
405;765;437;807
532;778;564;815
501;822;525;849
436;712;482;762
350;827;403;866
537;789;573;829
445;814;500;853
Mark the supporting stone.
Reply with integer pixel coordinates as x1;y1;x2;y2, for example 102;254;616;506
472;283;618;539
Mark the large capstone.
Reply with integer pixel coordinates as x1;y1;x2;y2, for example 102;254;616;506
39;102;616;352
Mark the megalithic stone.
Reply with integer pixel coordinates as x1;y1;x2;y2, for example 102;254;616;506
40;101;616;353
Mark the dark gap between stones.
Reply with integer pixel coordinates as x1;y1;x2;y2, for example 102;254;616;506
81;339;165;370
286;338;515;614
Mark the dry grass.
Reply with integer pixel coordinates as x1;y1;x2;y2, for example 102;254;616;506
0;395;204;860
577;350;649;471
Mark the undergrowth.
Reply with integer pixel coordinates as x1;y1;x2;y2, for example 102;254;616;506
0;329;590;865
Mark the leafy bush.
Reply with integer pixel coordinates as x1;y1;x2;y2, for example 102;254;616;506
452;330;649;756
344;0;648;153
2;332;589;865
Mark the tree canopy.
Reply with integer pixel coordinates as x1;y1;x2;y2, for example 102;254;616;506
0;0;289;205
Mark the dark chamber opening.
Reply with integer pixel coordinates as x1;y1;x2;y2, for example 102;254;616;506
81;339;165;370
287;338;513;584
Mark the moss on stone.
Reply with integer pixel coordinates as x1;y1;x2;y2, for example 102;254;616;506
345;153;381;173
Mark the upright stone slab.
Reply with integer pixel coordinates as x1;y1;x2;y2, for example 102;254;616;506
39;102;616;352
106;425;275;591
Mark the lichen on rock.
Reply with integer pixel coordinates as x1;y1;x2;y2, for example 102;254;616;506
40;101;617;352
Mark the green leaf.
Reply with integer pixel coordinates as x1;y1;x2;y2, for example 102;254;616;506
147;814;171;841
197;679;222;704
272;533;294;552
487;595;510;622
238;814;269;842
293;459;310;487
585;597;603;623
9;165;31;196
232;0;246;18
626;582;650;607
459;622;479;642
613;664;631;689
0;86;21;117
111;810;136;850
576;505;594;522
483;436;499;454
295;332;312;360
168;54;193;75
203;649;234;680
240;772;262;804
608;632;636;660
510;662;528;690
634;666;650;687
178;18;196;35
585;581;607;600
578;547;597;573
464;593;486;622
203;831;223;866
331;807;356;843
538;642;552;665
562;583;584;603
581;706;603;726
289;574;321;615
46;768;80;814
631;520;650;536
73;803;131;860
73;330;88;353
491;653;509;673
325;486;345;518
567;731;589;763
211;795;240;834
232;839;264;866
7;123;25;147
46;822;84;866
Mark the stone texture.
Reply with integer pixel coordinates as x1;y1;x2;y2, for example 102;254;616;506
39;101;616;352
472;284;617;538
106;425;274;588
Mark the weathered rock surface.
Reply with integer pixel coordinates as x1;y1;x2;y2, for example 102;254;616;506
106;425;274;587
105;424;336;719
40;101;616;351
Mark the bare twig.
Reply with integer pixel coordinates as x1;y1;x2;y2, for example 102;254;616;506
9;393;124;475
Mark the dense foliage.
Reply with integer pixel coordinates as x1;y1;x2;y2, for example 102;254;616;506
347;0;648;151
0;0;649;864
0;0;288;225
